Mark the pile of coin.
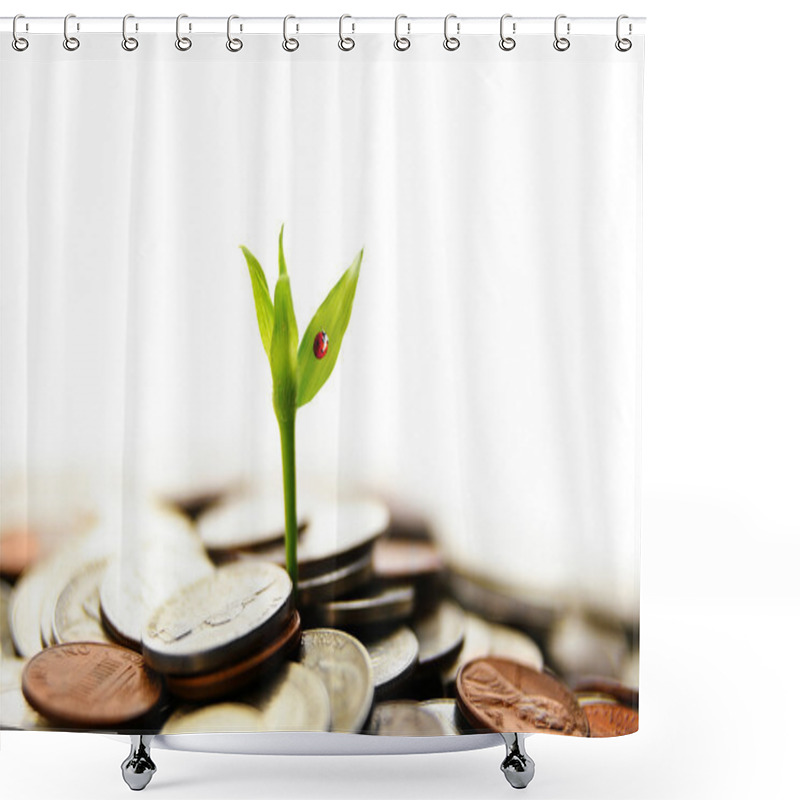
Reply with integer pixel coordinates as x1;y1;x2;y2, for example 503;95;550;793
0;480;638;739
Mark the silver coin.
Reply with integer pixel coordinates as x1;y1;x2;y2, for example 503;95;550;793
365;625;419;698
1;579;15;656
247;662;332;732
489;622;544;671
412;600;466;671
367;701;450;736
162;702;264;734
296;550;374;605
260;499;390;578
197;488;311;552
547;611;628;680
52;558;114;645
143;561;293;675
298;628;373;733
1;655;26;692
312;586;414;629
0;687;51;730
442;612;493;685
419;699;462;735
100;508;215;648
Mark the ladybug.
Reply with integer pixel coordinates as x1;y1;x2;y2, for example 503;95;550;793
313;330;329;359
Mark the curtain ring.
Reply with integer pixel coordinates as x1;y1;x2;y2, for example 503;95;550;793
499;14;516;51
226;15;243;52
615;14;632;52
63;13;80;51
175;14;192;51
122;14;138;51
394;14;410;51
338;14;355;51
443;14;460;51
12;15;29;52
553;14;570;51
283;15;299;52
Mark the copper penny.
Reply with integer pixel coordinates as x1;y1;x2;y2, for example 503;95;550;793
0;527;41;578
373;538;443;582
165;610;302;702
583;702;639;737
572;677;639;709
456;657;589;736
21;642;163;728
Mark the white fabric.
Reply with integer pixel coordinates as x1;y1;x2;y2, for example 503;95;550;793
0;32;643;619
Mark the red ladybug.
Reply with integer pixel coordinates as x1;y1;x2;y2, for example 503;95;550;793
313;331;329;359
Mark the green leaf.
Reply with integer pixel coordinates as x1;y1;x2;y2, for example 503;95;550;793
240;245;275;359
270;272;299;423
296;248;363;408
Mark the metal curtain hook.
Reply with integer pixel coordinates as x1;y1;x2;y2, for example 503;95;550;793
12;14;29;51
122;14;138;51
283;15;299;51
394;14;410;51
443;14;460;51
227;15;243;51
176;14;192;50
553;14;570;51
499;13;516;51
63;13;80;51
338;14;355;51
615;14;632;51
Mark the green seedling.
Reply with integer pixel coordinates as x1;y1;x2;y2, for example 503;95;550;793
240;225;363;596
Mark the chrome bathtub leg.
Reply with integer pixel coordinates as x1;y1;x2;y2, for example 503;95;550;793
121;735;157;791
500;733;535;789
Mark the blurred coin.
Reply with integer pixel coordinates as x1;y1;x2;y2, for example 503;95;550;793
52;558;114;645
384;506;434;541
162;702;265;734
367;701;450;736
1;655;26;692
299;628;373;733
456;657;589;736
412;600;466;672
248;662;332;732
621;648;639;689
488;623;544;671
311;586;414;629
143;561;293;676
373;538;443;583
0;686;51;730
164;610;301;702
100;508;215;649
260;499;390;578
0;527;40;579
442;612;492;685
22;642;163;728
1;579;15;655
572;677;638;709
419;699;461;735
583;702;639;737
296;550;374;606
364;625;419;699
548;612;628;682
197;489;311;553
162;486;231;523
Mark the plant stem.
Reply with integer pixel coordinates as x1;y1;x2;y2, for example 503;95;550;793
278;412;299;599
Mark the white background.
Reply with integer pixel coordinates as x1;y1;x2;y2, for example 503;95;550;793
1;2;798;799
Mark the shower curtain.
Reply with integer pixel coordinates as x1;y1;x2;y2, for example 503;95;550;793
0;18;643;739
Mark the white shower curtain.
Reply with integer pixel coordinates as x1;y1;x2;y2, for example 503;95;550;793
1;21;643;737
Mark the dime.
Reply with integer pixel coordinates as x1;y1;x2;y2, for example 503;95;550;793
419;699;462;735
100;508;215;649
412;600;466;671
1;579;15;656
572;677;638;709
583;702;639;737
367;701;450;736
143;561;293;676
259;499;390;578
364;626;419;698
310;586;415;629
161;702;265;734
164;610;301;701
52;558;114;645
0;527;40;579
21;642;163;728
373;538;443;583
442;612;493;685
298;628;374;733
197;489;311;553
247;662;332;732
488;623;544;672
456;657;589;736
